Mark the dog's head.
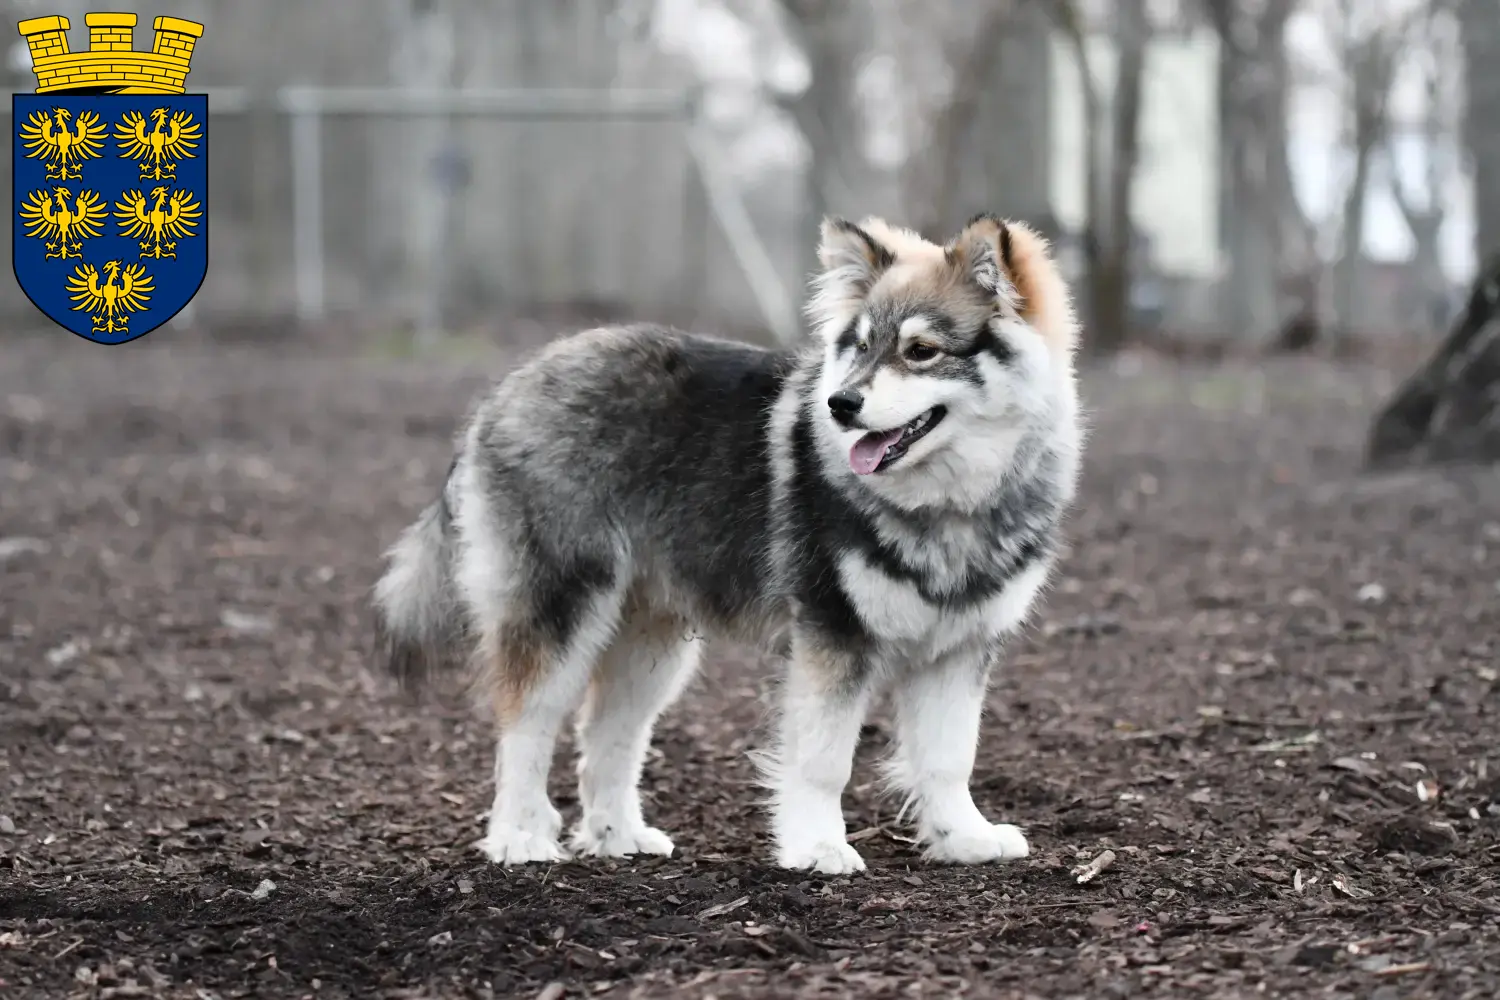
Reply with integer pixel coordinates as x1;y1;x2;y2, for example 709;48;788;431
804;214;1080;509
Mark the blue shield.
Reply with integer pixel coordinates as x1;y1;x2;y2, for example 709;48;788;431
13;93;207;345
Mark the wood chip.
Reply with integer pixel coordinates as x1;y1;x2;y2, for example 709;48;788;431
1332;756;1381;778
1375;961;1433;976
1071;849;1115;884
1331;874;1368;898
697;895;750;919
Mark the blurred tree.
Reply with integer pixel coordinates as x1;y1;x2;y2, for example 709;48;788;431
1368;0;1500;469
1327;0;1412;345
1460;0;1500;259
896;0;1017;237
246;0;293;313
1367;252;1500;467
1387;1;1461;336
767;0;879;294
1046;0;1149;353
891;0;1054;241
1199;0;1307;345
385;0;458;339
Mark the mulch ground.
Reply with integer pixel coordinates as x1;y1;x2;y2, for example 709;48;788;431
1;329;1497;1000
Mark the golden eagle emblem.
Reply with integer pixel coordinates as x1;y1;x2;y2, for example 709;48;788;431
19;107;107;182
66;260;155;336
18;186;108;260
114;108;202;182
115;185;203;260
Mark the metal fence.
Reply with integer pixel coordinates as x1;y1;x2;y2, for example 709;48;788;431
1;85;803;344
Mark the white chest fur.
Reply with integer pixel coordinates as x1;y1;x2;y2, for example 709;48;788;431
836;550;1052;660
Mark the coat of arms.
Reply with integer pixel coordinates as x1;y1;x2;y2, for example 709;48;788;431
12;12;206;345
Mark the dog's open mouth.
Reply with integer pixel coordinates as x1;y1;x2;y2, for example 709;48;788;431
848;406;947;475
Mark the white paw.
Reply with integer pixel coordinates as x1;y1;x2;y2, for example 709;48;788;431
479;825;569;866
925;822;1030;864
539;803;564;839
777;839;867;875
570;821;676;859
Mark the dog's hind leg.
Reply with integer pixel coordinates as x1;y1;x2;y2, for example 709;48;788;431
472;581;626;866
884;644;1029;865
569;607;702;858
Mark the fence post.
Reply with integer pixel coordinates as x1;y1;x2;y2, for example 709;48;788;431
679;86;708;330
287;91;326;324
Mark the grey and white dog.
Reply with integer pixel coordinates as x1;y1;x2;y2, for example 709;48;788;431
374;214;1083;874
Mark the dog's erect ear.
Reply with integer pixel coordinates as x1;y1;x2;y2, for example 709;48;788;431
948;215;1081;357
946;213;1019;309
817;216;894;293
806;217;895;334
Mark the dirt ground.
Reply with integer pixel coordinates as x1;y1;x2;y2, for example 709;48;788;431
1;327;1497;1000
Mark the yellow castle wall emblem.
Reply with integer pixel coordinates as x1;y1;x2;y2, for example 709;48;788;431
18;12;202;94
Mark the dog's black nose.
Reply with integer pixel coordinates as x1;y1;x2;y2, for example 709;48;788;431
827;389;864;419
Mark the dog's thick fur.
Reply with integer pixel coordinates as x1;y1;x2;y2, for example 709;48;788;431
374;214;1083;874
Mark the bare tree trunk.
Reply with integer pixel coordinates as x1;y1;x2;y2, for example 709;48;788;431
1090;0;1147;353
1368;253;1500;467
1048;0;1110;348
1205;0;1300;344
246;0;290;314
1461;0;1500;258
1075;43;1106;343
1391;147;1449;335
1262;11;1319;297
1333;135;1376;339
1332;14;1408;343
900;2;1015;237
385;0;457;338
971;2;1054;231
775;0;876;297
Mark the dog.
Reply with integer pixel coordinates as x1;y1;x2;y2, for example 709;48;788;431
373;213;1083;874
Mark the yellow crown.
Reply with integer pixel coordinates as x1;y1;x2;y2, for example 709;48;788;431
18;12;203;94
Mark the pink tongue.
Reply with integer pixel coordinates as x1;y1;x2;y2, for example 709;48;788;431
849;429;904;475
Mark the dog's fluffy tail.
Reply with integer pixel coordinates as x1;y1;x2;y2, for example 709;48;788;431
373;462;462;690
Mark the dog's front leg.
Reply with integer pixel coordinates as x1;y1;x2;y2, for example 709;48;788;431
886;644;1029;864
765;633;872;875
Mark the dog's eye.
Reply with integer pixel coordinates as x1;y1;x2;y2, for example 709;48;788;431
904;343;940;363
856;341;870;353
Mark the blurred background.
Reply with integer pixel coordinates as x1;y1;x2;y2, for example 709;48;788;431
2;0;1494;356
2;7;1498;994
